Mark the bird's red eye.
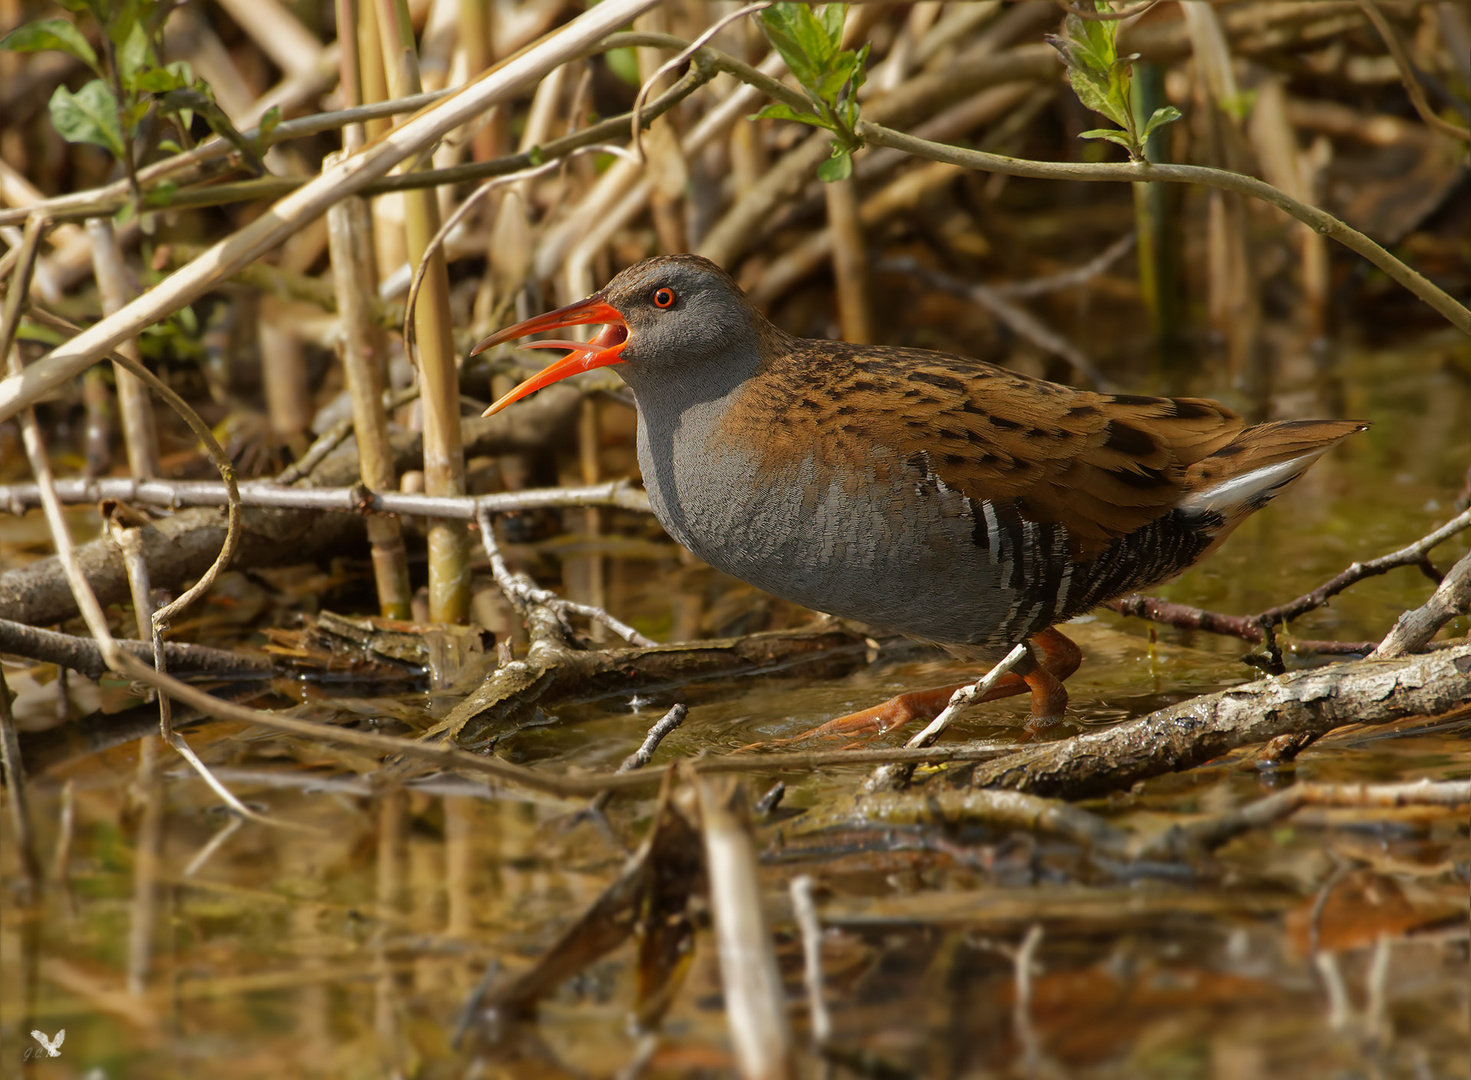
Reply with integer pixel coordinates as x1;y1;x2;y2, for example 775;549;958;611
652;286;676;308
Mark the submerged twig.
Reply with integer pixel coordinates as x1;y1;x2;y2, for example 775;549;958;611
1148;777;1471;858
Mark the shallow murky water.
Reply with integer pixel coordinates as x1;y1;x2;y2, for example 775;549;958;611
2;340;1468;1078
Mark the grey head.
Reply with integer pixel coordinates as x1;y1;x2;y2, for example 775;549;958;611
596;254;779;409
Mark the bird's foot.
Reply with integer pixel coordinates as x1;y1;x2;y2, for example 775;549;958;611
754;628;1082;749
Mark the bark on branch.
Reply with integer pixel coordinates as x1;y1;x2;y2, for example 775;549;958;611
958;644;1471;799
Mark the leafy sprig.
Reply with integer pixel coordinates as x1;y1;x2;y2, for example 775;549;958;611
0;0;267;216
1046;1;1180;163
749;3;868;182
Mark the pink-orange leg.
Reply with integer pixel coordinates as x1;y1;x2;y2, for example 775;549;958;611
771;627;1083;746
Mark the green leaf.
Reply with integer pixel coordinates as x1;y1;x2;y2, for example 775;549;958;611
814;51;858;103
748;101;824;127
103;0;152;47
160;87;264;174
817;147;851;182
49;78;124;157
815;3;845;53
0;18;101;75
1140;104;1181;141
133;67;184;93
847;41;870;98
117;18;151;86
1079;128;1138;152
527;144;544;166
1048;4;1143;138
758;4;834;98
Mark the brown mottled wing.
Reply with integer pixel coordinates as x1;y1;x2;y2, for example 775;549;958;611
750;342;1247;559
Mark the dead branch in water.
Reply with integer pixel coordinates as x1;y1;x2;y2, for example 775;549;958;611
956;644;1471;800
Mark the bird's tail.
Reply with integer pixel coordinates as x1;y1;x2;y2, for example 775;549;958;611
1179;418;1367;537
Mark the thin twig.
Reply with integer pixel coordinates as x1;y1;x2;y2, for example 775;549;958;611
910;643;1030;750
863;643;1029;794
584;703;688;818
1356;0;1470;145
629;3;772;163
476;507;657;645
21;304;243;629
989;231;1137;299
0;215;47;363
0;476;653;520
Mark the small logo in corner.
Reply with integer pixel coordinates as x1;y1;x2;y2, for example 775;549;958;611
29;1029;65;1057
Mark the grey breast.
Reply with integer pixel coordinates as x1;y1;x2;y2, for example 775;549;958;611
634;390;1047;650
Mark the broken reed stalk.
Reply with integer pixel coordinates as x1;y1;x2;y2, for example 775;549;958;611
85;217;159;479
325;151;412;618
374;0;470;623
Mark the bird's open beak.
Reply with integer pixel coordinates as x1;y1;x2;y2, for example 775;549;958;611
470;294;629;417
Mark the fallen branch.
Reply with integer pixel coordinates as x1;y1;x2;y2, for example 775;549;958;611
958;644;1471;799
0;617;274;680
1372;551;1471;659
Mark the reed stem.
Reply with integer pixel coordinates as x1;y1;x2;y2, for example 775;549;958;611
375;0;470;623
